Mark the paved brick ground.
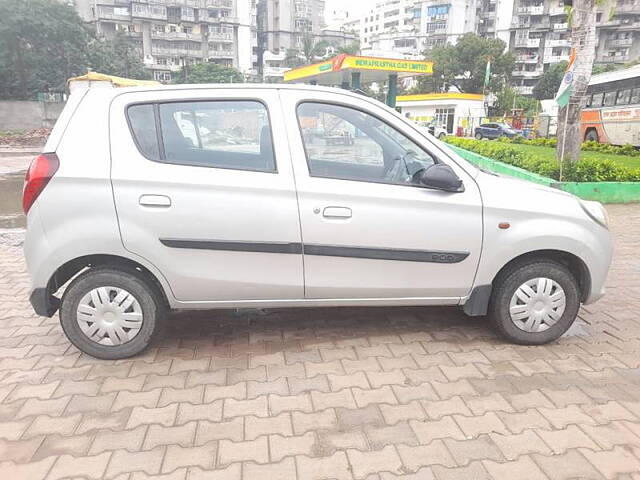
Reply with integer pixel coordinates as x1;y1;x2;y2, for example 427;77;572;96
0;204;639;479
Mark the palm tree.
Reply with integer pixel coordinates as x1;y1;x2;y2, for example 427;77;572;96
556;0;599;164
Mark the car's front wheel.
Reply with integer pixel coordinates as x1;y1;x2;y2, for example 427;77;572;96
475;132;483;140
438;132;446;140
60;267;165;359
488;260;580;345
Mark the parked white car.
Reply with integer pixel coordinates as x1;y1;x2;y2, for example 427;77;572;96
417;121;448;140
24;84;612;359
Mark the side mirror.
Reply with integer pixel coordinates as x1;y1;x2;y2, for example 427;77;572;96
418;164;464;192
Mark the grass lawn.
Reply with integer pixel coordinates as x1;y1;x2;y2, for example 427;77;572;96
503;143;640;169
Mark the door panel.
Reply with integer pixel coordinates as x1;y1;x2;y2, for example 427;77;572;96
280;90;483;300
110;89;303;302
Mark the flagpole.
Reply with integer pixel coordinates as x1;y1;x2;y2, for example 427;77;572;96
559;102;570;182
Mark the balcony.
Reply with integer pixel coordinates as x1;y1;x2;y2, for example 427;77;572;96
208;50;234;57
608;37;633;46
153;31;201;41
512;68;544;78
132;5;167;20
164;0;201;7
617;3;640;14
602;54;630;63
515;38;541;48
553;22;568;30
516;54;539;63
204;0;233;7
208;30;233;41
547;38;570;47
517;5;544;15
511;19;530;28
544;54;570;63
548;5;566;16
514;85;534;95
97;8;131;21
152;45;203;57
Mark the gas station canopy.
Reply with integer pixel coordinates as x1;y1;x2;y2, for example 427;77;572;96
284;54;434;107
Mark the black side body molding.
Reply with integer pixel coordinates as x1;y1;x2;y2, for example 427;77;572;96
160;239;469;264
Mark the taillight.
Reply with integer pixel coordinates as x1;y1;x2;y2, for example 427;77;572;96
23;153;59;214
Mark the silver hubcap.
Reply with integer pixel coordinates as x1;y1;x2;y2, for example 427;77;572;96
76;287;143;346
509;278;566;333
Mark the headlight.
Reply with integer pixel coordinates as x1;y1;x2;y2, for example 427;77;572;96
579;200;609;229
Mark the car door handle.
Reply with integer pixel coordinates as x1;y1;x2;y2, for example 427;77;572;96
323;206;352;218
139;194;171;207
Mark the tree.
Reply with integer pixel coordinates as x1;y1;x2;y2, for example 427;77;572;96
88;32;151;80
532;61;568;100
556;0;598;164
0;0;94;99
494;86;539;116
300;32;329;64
336;41;360;56
172;62;243;84
422;33;515;94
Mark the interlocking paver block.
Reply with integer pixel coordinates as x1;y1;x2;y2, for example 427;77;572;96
105;447;165;478
223;395;268;418
336;404;383;430
317;430;368;454
443;435;504;465
195;417;243;444
453;412;509;437
396;441;456;471
288;374;330;395
296;451;352;480
269;431;316;461
47;452;111;480
380;401;426;424
536;424;599;454
127;404;178;428
532;449;604;480
311;388;357;410
245;413;292;439
365;422;419;450
430;461;491;480
188;463;241;480
579;445;640;478
176;400;223;424
348;445;402;479
247;377;288;398
112;389;161;410
328;371;370;391
579;421;640;449
162;442;217;472
538;404;598;429
90;425;147;454
410;416;465;444
243;457;296;480
293;408;338;434
144;421;197;449
353;385;397;408
422;396;471;419
203;382;246;403
217;436;268;465
463;392;514;416
269;392;313;415
0;456;55;479
24;413;82;438
488;430;551;461
482;455;548;480
0;436;45;463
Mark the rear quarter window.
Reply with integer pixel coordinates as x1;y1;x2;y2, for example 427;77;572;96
127;104;160;159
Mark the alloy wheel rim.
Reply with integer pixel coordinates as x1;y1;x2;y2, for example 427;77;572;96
509;277;566;333
76;286;143;346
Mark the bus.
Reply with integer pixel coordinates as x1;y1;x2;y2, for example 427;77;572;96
581;64;640;146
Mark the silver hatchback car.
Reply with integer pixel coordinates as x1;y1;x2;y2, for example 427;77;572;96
24;84;612;359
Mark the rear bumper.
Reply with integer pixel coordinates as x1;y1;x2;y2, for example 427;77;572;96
29;288;60;317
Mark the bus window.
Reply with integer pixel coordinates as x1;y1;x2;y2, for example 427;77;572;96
590;92;604;107
631;88;640;105
604;91;617;107
616;89;631;105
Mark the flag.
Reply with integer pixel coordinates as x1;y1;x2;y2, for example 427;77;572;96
484;60;491;87
555;49;576;107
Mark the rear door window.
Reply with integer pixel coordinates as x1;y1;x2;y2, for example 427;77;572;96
616;89;631;105
603;91;617;107
127;100;276;173
631;88;640;105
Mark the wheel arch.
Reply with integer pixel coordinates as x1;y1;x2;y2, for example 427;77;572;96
464;249;591;316
37;254;171;317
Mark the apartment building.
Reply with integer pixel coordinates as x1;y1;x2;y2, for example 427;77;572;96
509;0;639;95
72;0;257;82
256;0;326;53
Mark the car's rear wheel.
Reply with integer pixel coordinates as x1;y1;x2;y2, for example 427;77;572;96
475;132;483;140
438;132;446;139
488;260;580;345
60;267;165;359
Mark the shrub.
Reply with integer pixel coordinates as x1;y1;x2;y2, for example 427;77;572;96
444;137;640;182
496;135;639;156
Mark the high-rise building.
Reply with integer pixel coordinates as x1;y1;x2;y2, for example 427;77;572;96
256;0;326;53
72;0;258;82
340;0;639;95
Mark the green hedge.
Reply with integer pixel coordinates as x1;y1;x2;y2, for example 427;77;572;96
445;137;640;182
496;136;640;157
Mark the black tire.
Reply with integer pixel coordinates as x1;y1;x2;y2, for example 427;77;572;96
488;260;581;345
438;132;446;140
60;267;166;359
585;129;599;142
475;132;483;140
